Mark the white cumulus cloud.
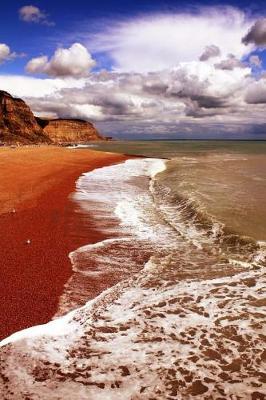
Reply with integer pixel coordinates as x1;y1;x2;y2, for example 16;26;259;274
215;54;245;70
0;44;12;64
199;45;221;61
26;43;96;78
0;44;21;64
249;55;262;67
245;78;266;104
19;5;54;26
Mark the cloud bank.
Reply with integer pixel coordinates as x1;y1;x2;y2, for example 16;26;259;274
6;60;264;136
87;7;253;72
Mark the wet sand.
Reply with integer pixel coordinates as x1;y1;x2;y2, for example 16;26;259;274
0;146;128;340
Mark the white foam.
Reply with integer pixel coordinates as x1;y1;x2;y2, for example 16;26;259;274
1;260;265;398
73;158;168;241
0;308;78;348
67;144;97;149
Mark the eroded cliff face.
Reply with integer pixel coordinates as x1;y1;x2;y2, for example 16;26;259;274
0;91;50;144
36;118;104;144
0;91;105;145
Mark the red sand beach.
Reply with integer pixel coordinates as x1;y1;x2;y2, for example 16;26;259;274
0;146;128;340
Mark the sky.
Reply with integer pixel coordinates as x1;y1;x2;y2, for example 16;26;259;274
1;1;266;138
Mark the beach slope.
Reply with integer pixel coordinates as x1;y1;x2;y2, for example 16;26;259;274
0;146;127;340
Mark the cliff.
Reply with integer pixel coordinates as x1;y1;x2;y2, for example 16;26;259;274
0;91;50;145
36;118;105;144
0;90;106;145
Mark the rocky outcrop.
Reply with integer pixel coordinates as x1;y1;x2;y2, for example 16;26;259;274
36;118;105;144
0;90;106;145
0;91;50;144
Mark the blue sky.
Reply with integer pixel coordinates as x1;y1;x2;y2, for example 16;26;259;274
2;0;266;73
1;1;266;138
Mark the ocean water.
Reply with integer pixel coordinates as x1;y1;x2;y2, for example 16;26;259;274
94;140;266;241
1;141;266;399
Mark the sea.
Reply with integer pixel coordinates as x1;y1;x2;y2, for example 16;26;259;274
1;140;265;399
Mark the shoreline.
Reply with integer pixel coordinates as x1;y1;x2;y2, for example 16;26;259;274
0;146;128;340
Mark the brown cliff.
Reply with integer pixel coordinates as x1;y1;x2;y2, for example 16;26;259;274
0;91;50;145
36;118;105;144
0;90;106;145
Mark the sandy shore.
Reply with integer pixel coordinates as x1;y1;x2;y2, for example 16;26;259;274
0;146;128;340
